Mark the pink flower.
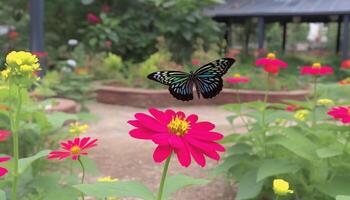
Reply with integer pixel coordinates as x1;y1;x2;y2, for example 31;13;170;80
0;156;10;176
225;49;240;58
7;31;18;40
225;73;250;84
327;106;350;124
104;40;112;48
255;53;288;74
48;137;97;160
300;63;333;76
341;59;350;69
128;108;225;167
0;130;11;141
191;59;201;66
32;52;48;58
101;4;110;13
86;13;102;25
286;105;299;112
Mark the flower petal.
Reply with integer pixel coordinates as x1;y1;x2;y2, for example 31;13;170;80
0;167;8;176
129;128;153;139
153;145;172;163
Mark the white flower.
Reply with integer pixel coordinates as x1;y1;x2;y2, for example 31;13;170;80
68;39;78;46
44;104;53;111
67;59;77;67
61;66;72;73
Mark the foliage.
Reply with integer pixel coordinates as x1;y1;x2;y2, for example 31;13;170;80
215;81;350;199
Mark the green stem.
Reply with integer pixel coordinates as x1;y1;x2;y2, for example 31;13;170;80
11;84;22;200
312;76;318;127
156;155;172;200
78;156;85;200
264;73;270;103
275;195;280;200
236;87;249;131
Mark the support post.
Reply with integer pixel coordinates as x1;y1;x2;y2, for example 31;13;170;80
257;17;265;50
341;15;349;60
282;22;287;53
29;0;45;74
224;20;233;53
336;20;342;54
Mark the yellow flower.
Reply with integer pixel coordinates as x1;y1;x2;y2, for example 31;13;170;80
3;51;41;81
97;176;119;200
312;62;321;68
97;176;118;183
317;98;334;106
233;73;241;78
273;179;294;196
1;69;10;79
69;122;89;135
294;109;309;121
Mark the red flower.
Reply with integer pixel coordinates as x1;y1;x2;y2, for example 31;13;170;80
101;4;110;13
0;156;10;176
327;106;350;124
300;63;333;76
341;59;350;69
255;53;287;74
225;73;250;84
0;130;11;141
128;108;225;167
86;13;102;25
48;137;97;160
191;59;201;66
286;105;298;112
7;31;18;40
32;51;48;58
339;77;350;85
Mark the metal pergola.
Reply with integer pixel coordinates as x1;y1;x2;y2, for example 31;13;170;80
205;0;350;60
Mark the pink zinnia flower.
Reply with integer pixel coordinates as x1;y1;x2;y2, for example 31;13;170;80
0;130;11;141
255;53;288;74
0;156;10;176
191;59;201;66
300;63;333;76
86;13;102;25
128;108;225;167
327;106;350;124
225;73;250;84
32;51;48;58
341;59;350;69
225;49;240;58
48;137;97;160
286;105;299;112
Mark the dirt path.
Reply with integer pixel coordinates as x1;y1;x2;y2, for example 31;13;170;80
87;103;241;200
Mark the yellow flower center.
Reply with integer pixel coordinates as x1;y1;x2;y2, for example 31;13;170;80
267;53;276;59
312;62;321;68
70;145;81;154
233;73;241;78
167;116;190;136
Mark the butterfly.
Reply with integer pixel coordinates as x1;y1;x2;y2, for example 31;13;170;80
147;58;235;101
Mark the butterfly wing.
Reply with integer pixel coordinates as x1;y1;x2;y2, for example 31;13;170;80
147;71;194;101
194;58;235;99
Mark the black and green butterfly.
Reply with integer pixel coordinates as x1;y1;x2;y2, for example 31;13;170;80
147;58;235;101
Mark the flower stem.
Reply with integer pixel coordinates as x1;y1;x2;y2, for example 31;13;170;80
275;196;280;200
11;84;22;200
156;155;172;200
264;73;270;103
78;156;86;200
312;76;318;127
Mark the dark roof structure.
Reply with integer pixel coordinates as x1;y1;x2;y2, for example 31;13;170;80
205;0;350;60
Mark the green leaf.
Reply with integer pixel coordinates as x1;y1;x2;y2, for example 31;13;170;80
81;0;94;5
162;174;210;199
266;128;318;161
222;103;242;113
227;143;252;155
0;190;5;200
212;155;246;176
257;159;301;182
74;181;155;200
236;170;264;200
316;176;350;197
72;156;99;175
337;195;350;200
47;112;77;130
220;133;240;144
19;150;50;174
316;147;343;158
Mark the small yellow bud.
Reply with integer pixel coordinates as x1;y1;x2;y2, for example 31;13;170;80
273;179;294;196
